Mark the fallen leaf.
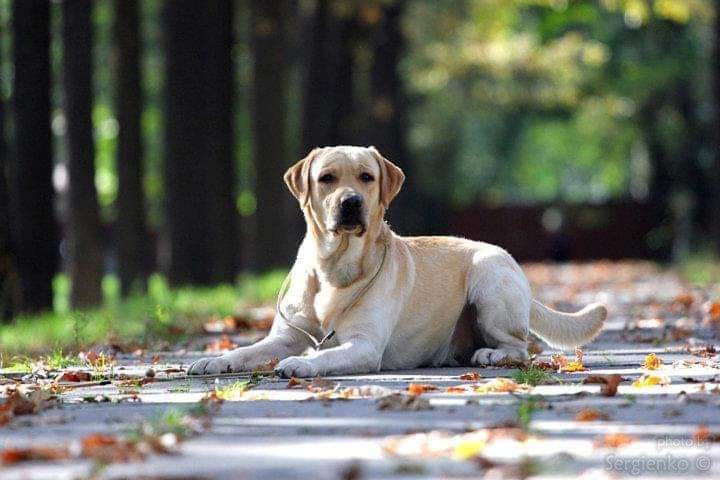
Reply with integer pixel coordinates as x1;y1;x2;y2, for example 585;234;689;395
632;374;671;388
445;385;472;394
583;374;622;397
1;446;69;464
559;361;587;373
255;357;279;372
376;393;432;411
642;353;662;370
595;433;634;449
407;383;438;395
458;372;482;381
674;293;694;308
575;408;609;422
81;434;144;463
205;335;238;353
474;378;530;394
693;425;720;443
56;371;92;382
286;377;309;389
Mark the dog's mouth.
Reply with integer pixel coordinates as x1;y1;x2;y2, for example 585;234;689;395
330;218;366;236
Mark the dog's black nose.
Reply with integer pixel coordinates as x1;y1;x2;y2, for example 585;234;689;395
340;194;363;212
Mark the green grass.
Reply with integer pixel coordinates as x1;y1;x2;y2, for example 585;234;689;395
511;365;550;386
677;250;720;285
0;270;287;356
516;395;543;430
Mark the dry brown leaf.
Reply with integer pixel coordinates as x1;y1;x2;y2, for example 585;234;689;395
286;377;309;389
205;335;238;353
1;446;70;465
674;293;694;308
595;433;635;449
583;374;622;397
693;425;720;443
255;357;279;372
407;383;438;395
575;408;609;422
445;385;471;394
376;393;432;411
458;372;482;381
57;371;92;382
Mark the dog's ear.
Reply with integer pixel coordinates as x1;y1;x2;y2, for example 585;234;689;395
370;146;405;209
284;148;320;207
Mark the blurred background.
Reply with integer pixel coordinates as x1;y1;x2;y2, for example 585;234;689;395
0;0;718;347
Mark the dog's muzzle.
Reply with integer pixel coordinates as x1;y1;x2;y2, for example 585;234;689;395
333;194;366;234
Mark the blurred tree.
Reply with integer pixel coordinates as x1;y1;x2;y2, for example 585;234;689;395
300;0;354;151
203;0;238;283
63;0;104;308
114;0;149;296
162;0;213;285
0;53;18;322
10;0;58;312
251;0;294;270
713;0;720;255
368;0;422;234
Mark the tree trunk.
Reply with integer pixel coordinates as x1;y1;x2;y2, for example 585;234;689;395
162;0;213;285
252;0;293;270
114;0;149;296
712;0;720;256
10;0;58;312
0;51;19;322
368;1;421;234
203;0;238;283
63;0;104;308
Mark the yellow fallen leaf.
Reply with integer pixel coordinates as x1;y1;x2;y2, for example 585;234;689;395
453;434;487;460
559;361;587;373
631;374;670;388
642;353;662;370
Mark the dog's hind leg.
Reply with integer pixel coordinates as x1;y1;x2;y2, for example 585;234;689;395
467;253;531;366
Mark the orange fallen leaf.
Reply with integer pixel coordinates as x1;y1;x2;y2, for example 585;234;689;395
693;425;720;443
1;446;70;465
458;372;481;381
642;353;662;370
595;433;634;449
445;385;470;394
407;383;438;395
674;293;694;308
575;408;609;422
205;335;237;353
286;377;309;389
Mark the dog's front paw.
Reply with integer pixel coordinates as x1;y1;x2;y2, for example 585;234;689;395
188;355;237;375
274;356;319;378
470;347;527;366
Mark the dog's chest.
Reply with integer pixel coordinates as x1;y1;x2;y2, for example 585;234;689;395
313;286;354;329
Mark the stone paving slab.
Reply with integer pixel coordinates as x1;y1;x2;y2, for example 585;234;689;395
1;262;720;479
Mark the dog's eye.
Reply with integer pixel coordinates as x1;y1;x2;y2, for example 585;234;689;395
359;172;374;183
318;173;335;183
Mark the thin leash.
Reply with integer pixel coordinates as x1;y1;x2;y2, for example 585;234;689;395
275;242;388;350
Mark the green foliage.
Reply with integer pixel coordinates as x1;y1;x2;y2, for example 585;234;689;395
0;270;286;355
516;395;543;430
404;0;714;206
512;365;550;386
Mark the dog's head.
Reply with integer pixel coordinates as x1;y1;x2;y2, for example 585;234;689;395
284;146;405;237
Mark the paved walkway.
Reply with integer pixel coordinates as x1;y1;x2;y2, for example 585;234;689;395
1;262;719;479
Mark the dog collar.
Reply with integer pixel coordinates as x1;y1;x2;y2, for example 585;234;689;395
276;242;388;350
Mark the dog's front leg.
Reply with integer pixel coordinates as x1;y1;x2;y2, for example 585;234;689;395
274;337;382;378
187;330;309;375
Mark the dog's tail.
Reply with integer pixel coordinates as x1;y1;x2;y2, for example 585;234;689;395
529;300;606;349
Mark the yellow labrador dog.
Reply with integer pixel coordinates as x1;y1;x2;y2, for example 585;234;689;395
189;146;606;377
